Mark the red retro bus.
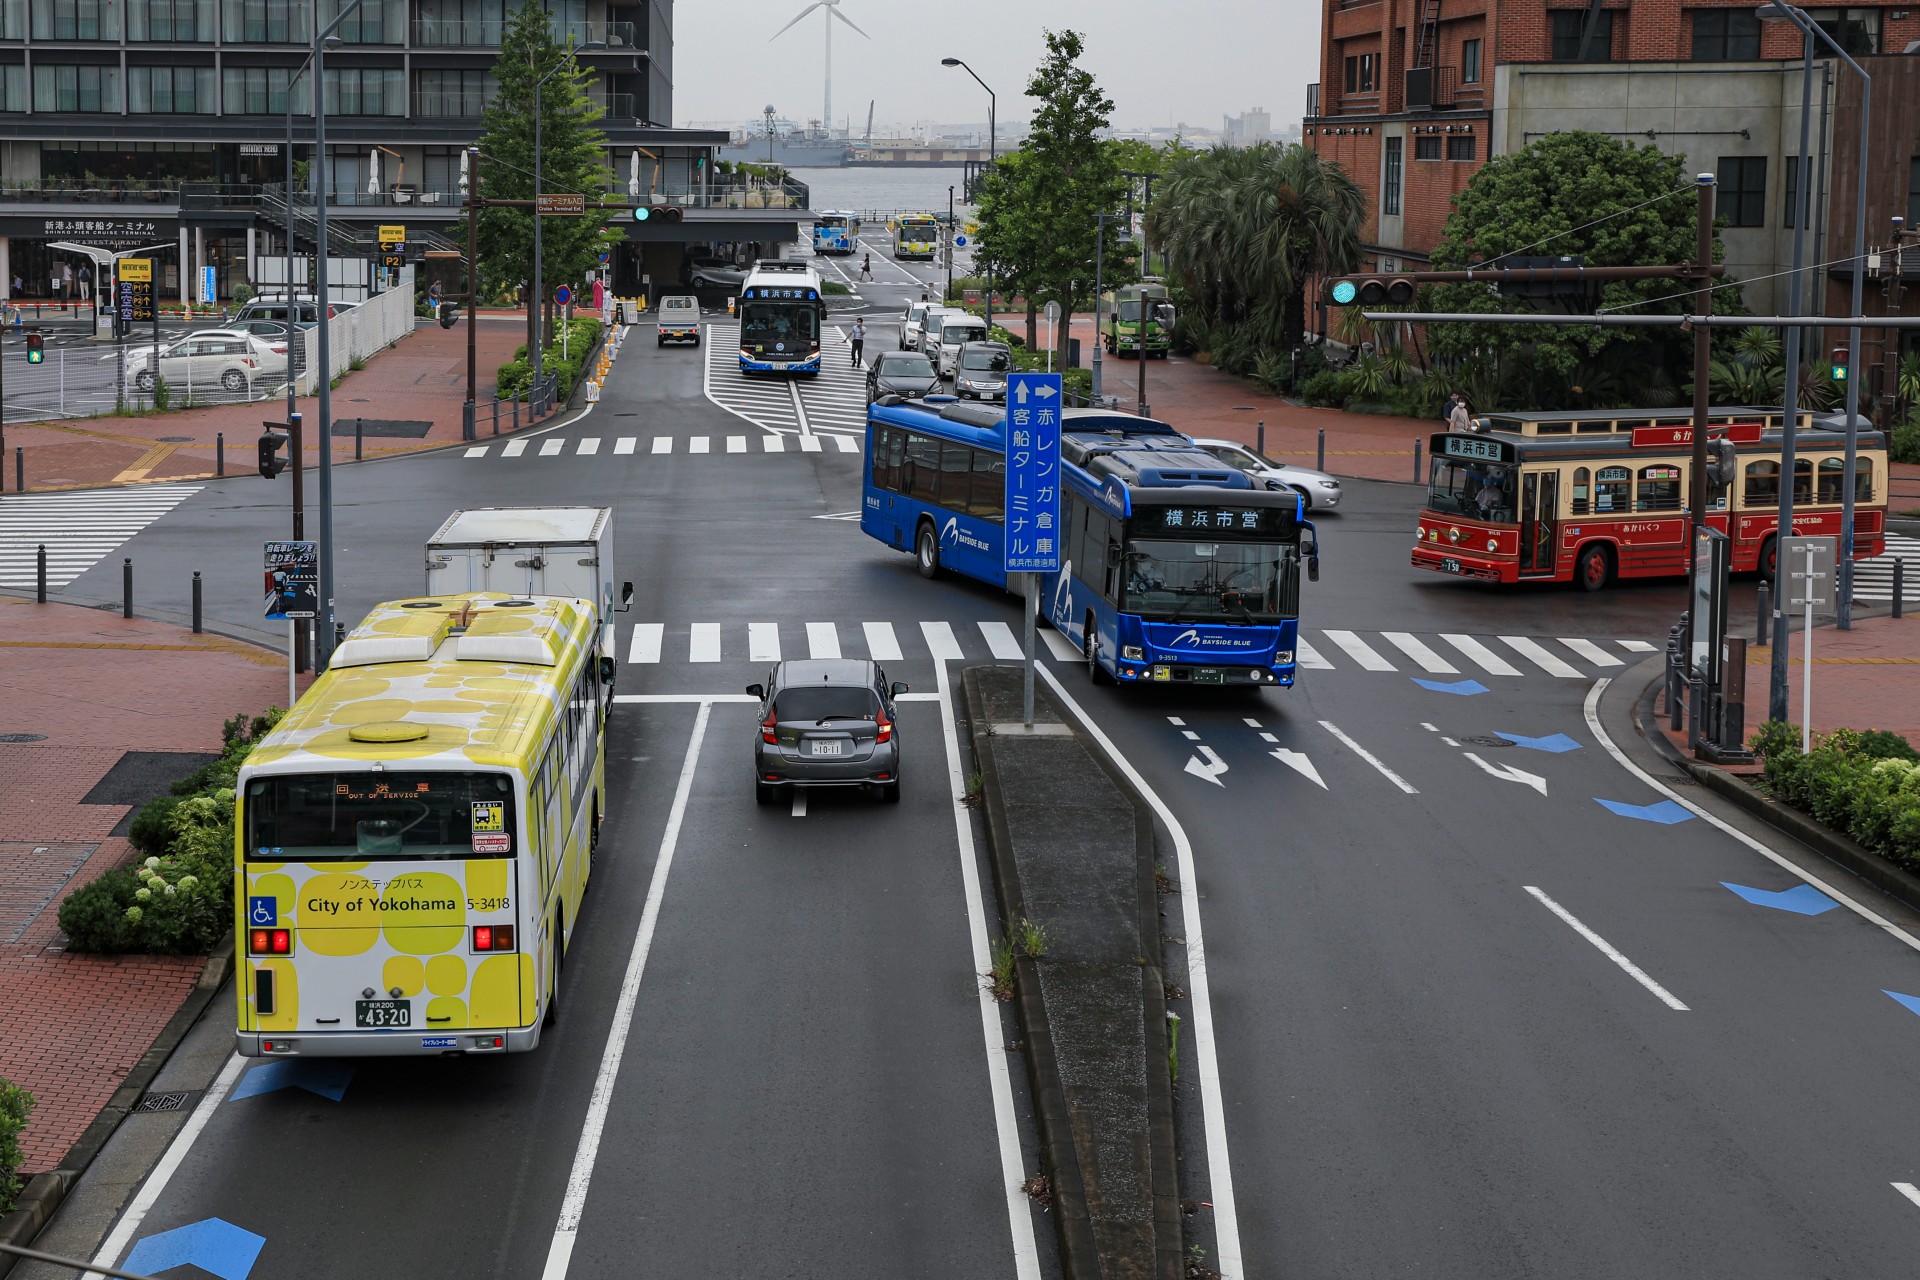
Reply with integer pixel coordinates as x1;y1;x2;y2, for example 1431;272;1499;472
1411;406;1889;590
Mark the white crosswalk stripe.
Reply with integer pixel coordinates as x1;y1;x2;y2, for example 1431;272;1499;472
863;621;902;661
1558;637;1624;667
978;620;1023;660
1295;637;1333;669
1440;633;1523;676
1381;631;1458;673
1324;629;1396;671
460;429;865;463
1499;635;1584;678
0;484;201;588
806;621;841;659
614;437;637;455
1854;532;1920;603
577;437;600;455
539;438;563;457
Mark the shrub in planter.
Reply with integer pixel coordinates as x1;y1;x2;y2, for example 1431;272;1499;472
129;793;183;858
1300;369;1352;408
0;1077;32;1216
1751;721;1920;869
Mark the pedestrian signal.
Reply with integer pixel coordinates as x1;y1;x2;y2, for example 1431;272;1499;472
258;429;288;479
25;330;43;363
437;302;459;329
1831;347;1849;382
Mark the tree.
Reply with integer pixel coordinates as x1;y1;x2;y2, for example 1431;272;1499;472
1425;131;1743;408
972;150;1051;342
477;0;612;353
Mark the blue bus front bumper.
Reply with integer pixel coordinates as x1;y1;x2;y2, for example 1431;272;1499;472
739;355;821;374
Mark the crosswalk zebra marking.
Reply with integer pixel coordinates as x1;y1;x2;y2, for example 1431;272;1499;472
1381;631;1459;674
1500;635;1583;678
1043;630;1083;663
688;623;722;663
539;439;564;457
0;484;202;589
651;437;671;455
1295;637;1334;669
863;621;903;662
1619;640;1658;653
748;622;780;663
728;436;748;453
503;439;528;457
763;436;785;453
832;434;859;454
464;446;488;458
614;437;637;455
689;436;711;454
921;620;963;661
806;622;841;659
629;622;663;664
800;436;823;453
979;620;1023;660
1324;629;1397;671
577;437;600;455
1441;633;1523;676
1558;637;1624;667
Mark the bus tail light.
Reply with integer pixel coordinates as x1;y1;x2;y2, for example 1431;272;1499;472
472;924;517;952
761;708;779;744
875;709;893;743
249;928;291;955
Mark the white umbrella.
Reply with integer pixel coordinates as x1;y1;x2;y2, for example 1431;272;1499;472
367;149;381;195
628;151;641;199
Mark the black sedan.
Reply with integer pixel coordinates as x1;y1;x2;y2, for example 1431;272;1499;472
866;350;939;403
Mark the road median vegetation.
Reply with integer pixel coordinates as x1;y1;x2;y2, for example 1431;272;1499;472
1748;722;1920;868
0;1077;32;1217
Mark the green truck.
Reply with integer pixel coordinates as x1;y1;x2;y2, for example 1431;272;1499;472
1102;281;1173;357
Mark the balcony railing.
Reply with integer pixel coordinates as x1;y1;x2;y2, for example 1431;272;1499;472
410;17;503;46
558;20;638;50
4;184;182;204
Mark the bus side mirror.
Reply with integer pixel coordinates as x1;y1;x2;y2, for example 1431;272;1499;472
745;683;765;698
599;657;616;684
1106;543;1122;568
620;581;634;609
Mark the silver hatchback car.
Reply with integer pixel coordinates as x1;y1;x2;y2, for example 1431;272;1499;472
747;659;908;804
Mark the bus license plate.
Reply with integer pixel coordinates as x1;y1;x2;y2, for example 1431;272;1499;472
355;999;411;1029
810;740;844;757
1441;557;1462;574
1192;669;1225;685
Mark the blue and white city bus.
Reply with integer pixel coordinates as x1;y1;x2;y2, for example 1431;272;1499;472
812;210;856;255
862;397;1320;688
737;261;824;375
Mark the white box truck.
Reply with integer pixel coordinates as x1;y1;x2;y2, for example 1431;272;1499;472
425;507;632;700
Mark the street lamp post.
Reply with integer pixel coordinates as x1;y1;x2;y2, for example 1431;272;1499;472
941;58;995;334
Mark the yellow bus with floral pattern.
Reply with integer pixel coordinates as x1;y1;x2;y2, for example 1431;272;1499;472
234;591;608;1056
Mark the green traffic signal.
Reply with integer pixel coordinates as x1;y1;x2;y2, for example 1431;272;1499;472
633;207;650;222
1330;279;1357;305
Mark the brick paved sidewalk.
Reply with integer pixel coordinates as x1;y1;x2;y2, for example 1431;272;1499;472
3;312;538;493
0;593;300;1174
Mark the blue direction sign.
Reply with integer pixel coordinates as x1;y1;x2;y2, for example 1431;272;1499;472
554;283;573;307
1004;372;1062;573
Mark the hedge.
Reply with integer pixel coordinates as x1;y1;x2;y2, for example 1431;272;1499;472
1749;721;1920;868
986;324;1094;404
57;710;281;955
0;1077;32;1216
494;317;604;402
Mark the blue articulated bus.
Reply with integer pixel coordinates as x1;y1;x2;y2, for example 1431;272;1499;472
862;397;1320;688
738;261;824;375
812;211;855;255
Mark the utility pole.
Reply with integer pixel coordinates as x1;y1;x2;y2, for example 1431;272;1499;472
1688;173;1717;557
465;147;480;439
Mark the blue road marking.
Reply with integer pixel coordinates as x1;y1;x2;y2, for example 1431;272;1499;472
122;1218;266;1280
1595;798;1694;824
1720;882;1840;916
1495;731;1582;753
228;1059;353;1103
1413;678;1488;696
1886;991;1920;1018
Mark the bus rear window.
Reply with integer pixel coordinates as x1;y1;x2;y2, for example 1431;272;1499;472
245;771;516;861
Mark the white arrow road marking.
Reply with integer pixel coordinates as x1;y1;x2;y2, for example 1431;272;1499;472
1270;749;1326;789
1463;752;1548;796
1185;745;1229;786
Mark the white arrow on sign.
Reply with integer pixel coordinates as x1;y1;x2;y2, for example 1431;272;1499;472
1463;752;1548;796
1014;381;1028;405
1184;746;1229;787
1269;748;1326;790
1033;382;1057;399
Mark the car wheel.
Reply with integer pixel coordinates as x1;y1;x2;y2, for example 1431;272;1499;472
916;522;941;579
1289;484;1313;511
135;370;155;392
657;336;665;347
221;370;246;392
691;336;700;348
878;775;901;804
755;779;777;805
1084;617;1114;685
1576;543;1614;593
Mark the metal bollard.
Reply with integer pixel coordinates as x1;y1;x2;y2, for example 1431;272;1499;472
36;543;47;603
354;417;363;461
1895;559;1906;619
1256;421;1265;455
1317;427;1326;472
1756;580;1771;646
14;445;21;493
513;398;520;431
122;557;132;619
1666;621;1685;731
191;571;202;634
1412;438;1423;485
492;398;500;435
216;431;224;478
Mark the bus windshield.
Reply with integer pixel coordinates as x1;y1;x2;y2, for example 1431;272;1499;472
1122;539;1300;623
244;771;517;862
1428;457;1515;523
817;216;848;229
741;303;818;348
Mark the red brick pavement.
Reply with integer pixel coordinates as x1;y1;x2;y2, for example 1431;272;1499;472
0;593;300;1174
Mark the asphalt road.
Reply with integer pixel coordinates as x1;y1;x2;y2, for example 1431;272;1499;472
31;257;1920;1278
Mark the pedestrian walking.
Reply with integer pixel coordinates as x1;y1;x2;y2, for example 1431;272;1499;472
849;317;866;367
427;279;442;308
1448;394;1473;434
10;274;20;299
860;252;872;283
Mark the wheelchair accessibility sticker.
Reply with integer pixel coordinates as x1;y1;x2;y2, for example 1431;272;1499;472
248;896;278;927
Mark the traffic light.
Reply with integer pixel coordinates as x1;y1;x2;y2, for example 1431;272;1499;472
258;428;288;479
25;330;43;363
1831;347;1849;382
437;301;458;329
1325;277;1416;306
632;206;683;224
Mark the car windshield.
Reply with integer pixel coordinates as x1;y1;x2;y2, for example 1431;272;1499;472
1121;539;1299;623
961;350;1008;372
774;686;879;724
1429;458;1514;522
244;771;516;862
880;355;931;375
741;303;817;346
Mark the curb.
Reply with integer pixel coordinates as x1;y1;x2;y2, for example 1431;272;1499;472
0;943;231;1276
1631;676;1920;915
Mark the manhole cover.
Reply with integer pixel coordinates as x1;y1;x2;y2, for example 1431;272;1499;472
0;733;47;743
134;1090;196;1113
1660;774;1700;787
158;435;192;443
1460;735;1513;748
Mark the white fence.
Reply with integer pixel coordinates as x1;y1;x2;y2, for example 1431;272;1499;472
294;266;415;395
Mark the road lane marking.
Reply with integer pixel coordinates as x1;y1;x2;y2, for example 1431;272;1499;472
1323;629;1397;671
464;446;489;458
1382;631;1459;673
651;436;672;454
832;434;859;453
791;790;807;818
1243;718;1262;728
728;436;747;453
1168;717;1186;726
1041;630;1081;662
1894;1183;1920;1210
979;620;1023;660
1295;637;1333;669
921;620;962;661
1440;633;1522;676
863;621;902;661
1558;637;1623;667
1037;666;1243;1276
1500;635;1583;678
800;435;823;452
806;621;841;658
763;435;785;453
628;623;662;664
1318;721;1418;794
689;436;710;454
932;658;1045;1280
614;437;636;455
503;439;528;457
1618;639;1658;653
748;622;781;663
789;380;814;440
1584;679;1920;957
542;703;711;1279
688;623;721;663
1523;885;1689;1010
577;437;600;455
540;439;564;456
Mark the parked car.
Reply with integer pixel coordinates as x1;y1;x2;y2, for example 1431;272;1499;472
951;341;1011;402
125;332;284;393
232;298;339;327
1192;437;1344;510
685;258;749;290
746;658;908;804
657;295;701;345
866;350;939;402
225;319;297;354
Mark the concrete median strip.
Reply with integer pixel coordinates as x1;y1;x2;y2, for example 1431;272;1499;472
961;665;1183;1280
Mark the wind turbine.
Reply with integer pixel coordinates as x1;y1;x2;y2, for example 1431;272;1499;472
769;0;868;140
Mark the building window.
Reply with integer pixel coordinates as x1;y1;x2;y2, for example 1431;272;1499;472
1550;10;1614;61
1383;136;1403;216
1805;7;1880;54
317;0;402;44
130;66;213;113
1691;9;1761;59
0;0;23;38
220;0;305;42
1447;134;1476;161
1344;56;1357;93
1359;52;1377;91
1719;156;1767;227
29;0;120;40
414;68;494;117
1908;157;1920;227
1461;38;1482;84
32;63;119;112
221;66;310;114
1784;154;1799;229
323;67;403;116
415;0;505;46
0;65;24;111
1415;135;1441;161
128;0;212;40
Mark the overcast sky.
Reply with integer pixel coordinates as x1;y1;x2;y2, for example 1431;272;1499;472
670;0;1313;136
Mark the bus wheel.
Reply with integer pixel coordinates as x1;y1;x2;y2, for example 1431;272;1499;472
589;796;601;861
916;522;941;578
1759;535;1779;581
1084;617;1114;685
543;933;562;1027
1576;544;1614;593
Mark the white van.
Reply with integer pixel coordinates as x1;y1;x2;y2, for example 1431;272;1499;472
918;308;968;362
934;314;989;379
